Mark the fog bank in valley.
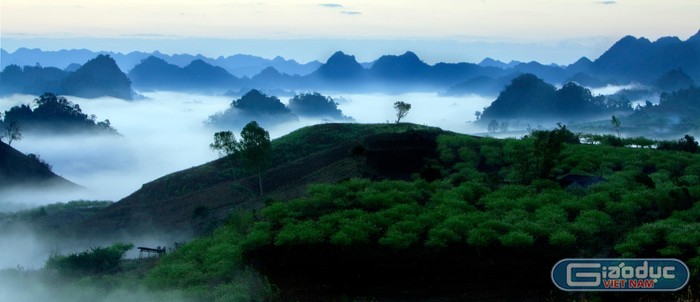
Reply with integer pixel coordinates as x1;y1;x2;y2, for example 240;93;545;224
0;90;495;279
0;269;191;302
1;91;494;206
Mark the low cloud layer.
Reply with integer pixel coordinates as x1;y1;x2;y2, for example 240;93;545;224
1;91;492;207
0;271;191;302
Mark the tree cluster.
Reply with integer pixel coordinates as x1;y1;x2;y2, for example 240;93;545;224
207;90;356;129
210;121;272;195
1;93;119;135
480;73;632;123
45;243;134;276
287;92;353;121
622;86;700;135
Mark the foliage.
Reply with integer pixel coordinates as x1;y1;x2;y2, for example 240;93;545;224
207;89;298;128
530;123;579;179
27;153;52;171
287;92;353;121
1;120;22;145
240;121;272;195
480;73;631;123
45;243;134;276
233;90;289;114
623;86;700;135
68;123;699;300
1;93;119;135
657;135;699;153
233;127;700;279
146;210;278;301
393;101;411;123
210;131;240;158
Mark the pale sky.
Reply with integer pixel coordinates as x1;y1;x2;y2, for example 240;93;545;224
1;0;699;64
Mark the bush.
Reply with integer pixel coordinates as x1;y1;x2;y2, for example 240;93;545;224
499;230;535;247
379;219;423;249
549;230;576;246
657;135;699;153
45;243;133;276
27;153;52;171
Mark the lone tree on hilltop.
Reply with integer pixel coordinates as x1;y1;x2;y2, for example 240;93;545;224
393;101;411;123
240;121;272;196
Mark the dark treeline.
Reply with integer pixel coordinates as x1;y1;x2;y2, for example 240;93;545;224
478;73;633;125
206;89;353;129
1;93;119;135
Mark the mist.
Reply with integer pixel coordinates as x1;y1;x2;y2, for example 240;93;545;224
0;268;191;302
1;91;493;205
0;90;494;284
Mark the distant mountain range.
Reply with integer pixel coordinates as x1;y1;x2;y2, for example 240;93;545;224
1;29;699;97
0;48;321;77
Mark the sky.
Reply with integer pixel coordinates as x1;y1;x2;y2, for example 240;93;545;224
1;0;699;64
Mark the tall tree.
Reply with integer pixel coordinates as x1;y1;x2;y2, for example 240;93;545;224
210;130;242;180
210;131;240;158
393;101;411;123
240;121;272;196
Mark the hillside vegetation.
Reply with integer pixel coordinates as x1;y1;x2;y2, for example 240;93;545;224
21;123;697;301
2;93;119;135
75;123;443;236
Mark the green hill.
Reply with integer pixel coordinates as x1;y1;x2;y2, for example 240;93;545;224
77;123;447;236
19;123;700;301
145;125;700;301
137;124;699;301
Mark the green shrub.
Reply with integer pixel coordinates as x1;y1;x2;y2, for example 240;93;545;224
467;228;498;247
379;219;423;249
45;243;134;276
549;230;576;246
499;230;535;247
